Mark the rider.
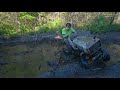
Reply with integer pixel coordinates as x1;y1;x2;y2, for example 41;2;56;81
62;23;88;66
55;23;88;66
62;23;77;50
55;22;77;51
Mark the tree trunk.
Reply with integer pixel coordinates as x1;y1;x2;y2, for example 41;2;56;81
110;12;117;25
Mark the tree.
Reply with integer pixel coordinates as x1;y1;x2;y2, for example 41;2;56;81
110;12;117;25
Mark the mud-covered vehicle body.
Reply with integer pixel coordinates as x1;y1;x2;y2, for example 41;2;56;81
63;31;111;68
40;31;111;78
48;31;110;69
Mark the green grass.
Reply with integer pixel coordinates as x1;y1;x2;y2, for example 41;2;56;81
108;24;120;32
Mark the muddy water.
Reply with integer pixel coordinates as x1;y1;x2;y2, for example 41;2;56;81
0;42;63;78
0;41;120;78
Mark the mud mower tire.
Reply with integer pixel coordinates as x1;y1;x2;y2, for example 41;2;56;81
102;49;110;62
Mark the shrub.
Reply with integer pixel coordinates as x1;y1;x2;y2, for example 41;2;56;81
35;19;64;33
78;15;110;33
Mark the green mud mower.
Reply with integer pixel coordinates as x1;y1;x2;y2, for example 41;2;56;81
59;31;111;69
